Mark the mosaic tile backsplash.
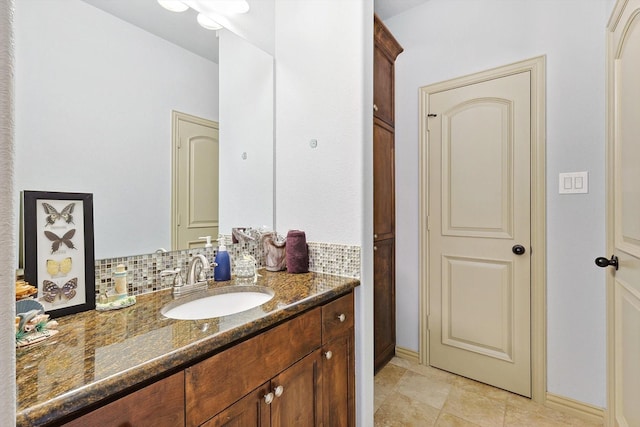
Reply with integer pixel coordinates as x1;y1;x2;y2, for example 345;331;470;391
95;240;361;298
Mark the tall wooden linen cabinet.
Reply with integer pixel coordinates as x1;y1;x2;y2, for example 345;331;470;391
373;15;403;374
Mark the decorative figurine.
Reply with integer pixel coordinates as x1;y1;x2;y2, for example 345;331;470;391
15;300;59;348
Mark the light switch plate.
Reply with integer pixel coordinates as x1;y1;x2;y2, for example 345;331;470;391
559;171;588;194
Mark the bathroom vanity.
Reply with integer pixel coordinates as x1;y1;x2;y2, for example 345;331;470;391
16;271;358;426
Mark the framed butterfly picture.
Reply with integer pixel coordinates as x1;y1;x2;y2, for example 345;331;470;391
23;191;95;318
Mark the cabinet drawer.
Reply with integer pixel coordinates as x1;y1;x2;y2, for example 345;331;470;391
322;292;354;342
63;372;185;427
186;307;321;427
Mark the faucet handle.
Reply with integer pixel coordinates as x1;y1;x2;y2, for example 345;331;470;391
197;265;210;282
160;268;178;276
174;268;184;287
161;268;183;287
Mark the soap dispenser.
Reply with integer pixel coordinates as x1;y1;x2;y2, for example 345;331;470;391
214;236;231;281
199;236;213;248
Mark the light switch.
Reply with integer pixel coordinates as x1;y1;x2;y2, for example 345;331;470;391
559;171;589;194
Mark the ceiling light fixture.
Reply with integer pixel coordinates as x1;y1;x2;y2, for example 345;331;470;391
206;0;250;15
157;0;249;31
196;13;223;30
157;0;189;13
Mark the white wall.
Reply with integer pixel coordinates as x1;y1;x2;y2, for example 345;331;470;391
386;0;610;407
275;1;365;245
0;0;16;424
219;29;274;232
274;0;372;424
14;0;219;259
217;0;275;56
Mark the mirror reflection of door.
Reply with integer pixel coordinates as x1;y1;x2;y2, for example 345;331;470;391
171;111;219;250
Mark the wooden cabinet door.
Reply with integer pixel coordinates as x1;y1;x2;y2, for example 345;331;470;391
373;121;395;241
322;335;355;427
62;372;185;427
374;238;395;373
373;14;402;375
373;46;394;126
201;382;271;427
271;350;322;427
186;308;321;426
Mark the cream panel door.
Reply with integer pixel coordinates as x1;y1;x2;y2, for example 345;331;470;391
172;112;219;250
428;71;531;397
606;2;640;425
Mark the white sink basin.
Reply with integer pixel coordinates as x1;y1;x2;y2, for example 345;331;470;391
161;286;274;320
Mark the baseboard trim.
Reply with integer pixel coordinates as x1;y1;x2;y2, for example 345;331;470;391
545;392;604;425
394;346;420;364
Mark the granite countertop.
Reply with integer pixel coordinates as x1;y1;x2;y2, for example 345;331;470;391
16;270;360;426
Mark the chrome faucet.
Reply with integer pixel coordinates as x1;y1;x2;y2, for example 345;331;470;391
187;254;211;286
161;254;215;297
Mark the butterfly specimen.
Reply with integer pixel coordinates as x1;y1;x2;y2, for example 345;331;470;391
42;202;75;226
46;257;72;276
44;229;76;254
42;278;77;303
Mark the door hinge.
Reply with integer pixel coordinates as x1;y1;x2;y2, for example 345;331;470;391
427;113;437;117
426;216;430;231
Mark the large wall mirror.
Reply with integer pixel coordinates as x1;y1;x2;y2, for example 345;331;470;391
13;0;275;260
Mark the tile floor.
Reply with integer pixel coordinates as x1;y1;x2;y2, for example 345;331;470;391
374;357;604;427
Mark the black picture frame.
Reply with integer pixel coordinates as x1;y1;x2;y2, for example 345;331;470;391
23;191;95;318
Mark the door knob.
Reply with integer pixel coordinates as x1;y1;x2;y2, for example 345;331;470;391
512;245;526;255
595;255;618;270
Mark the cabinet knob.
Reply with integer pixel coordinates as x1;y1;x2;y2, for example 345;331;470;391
374;246;377;251
325;350;333;360
373;104;379;112
274;385;284;397
374;233;378;239
264;392;274;405
337;313;346;323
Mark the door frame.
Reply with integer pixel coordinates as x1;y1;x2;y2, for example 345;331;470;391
418;56;547;402
170;110;220;250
